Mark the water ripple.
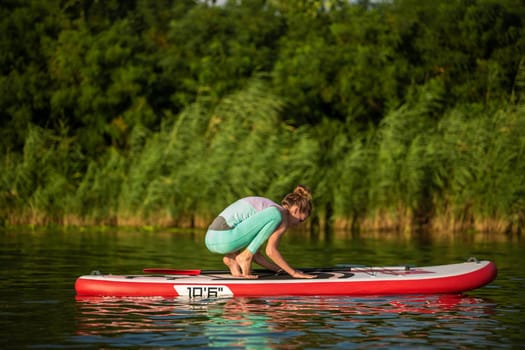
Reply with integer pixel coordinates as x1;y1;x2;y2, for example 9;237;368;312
69;294;505;349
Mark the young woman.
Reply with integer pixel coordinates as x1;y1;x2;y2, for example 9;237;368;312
205;185;316;279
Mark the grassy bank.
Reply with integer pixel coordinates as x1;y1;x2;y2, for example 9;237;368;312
1;81;523;234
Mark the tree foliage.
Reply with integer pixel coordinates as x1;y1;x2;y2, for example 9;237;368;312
1;0;524;232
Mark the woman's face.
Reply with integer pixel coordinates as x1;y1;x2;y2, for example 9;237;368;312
288;205;309;225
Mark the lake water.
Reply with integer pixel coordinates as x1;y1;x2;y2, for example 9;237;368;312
1;228;524;349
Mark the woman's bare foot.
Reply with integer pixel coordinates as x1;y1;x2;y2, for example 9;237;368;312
223;254;242;277
235;250;258;279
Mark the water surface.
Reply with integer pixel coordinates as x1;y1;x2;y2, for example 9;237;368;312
1;229;523;349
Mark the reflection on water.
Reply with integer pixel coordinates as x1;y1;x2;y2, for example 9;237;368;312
74;294;497;348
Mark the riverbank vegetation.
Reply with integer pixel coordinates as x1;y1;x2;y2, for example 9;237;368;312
1;0;524;233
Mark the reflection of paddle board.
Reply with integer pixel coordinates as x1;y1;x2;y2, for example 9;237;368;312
75;259;497;298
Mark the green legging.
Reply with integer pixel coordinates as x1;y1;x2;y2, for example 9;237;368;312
205;206;282;254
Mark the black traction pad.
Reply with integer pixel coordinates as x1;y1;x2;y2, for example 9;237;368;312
214;272;354;280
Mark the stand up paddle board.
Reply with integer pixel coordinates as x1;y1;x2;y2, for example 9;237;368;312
75;258;497;298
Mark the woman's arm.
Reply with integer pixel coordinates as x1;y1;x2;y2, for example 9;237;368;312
265;218;316;278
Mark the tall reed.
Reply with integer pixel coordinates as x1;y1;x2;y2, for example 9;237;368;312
1;80;523;233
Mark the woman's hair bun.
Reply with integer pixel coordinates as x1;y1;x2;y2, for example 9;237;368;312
293;184;312;200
